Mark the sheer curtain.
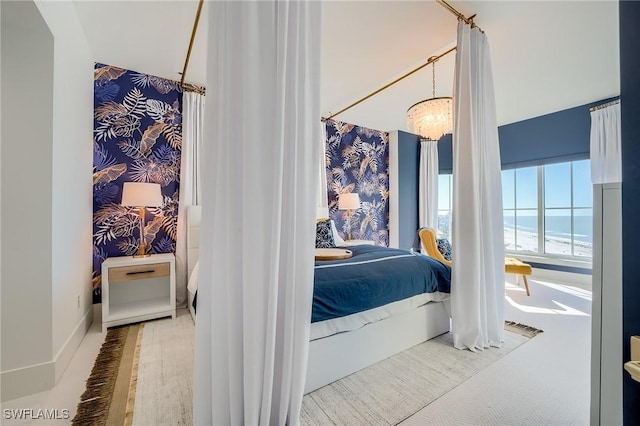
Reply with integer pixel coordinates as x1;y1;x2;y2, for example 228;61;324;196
419;139;439;229
590;102;621;184
175;91;204;307
193;2;321;425
451;21;505;351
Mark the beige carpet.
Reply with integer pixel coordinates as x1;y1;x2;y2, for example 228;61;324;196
300;327;537;426
124;312;540;426
132;312;194;426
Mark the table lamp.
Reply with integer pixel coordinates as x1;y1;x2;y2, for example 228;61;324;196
121;182;163;257
338;192;360;240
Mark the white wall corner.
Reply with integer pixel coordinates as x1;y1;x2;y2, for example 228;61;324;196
1;362;55;402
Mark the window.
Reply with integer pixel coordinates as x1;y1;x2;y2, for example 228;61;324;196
437;174;452;239
543;160;592;257
502;166;538;253
507;159;592;258
437;159;592;259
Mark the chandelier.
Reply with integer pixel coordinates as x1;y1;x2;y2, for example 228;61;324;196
406;59;453;141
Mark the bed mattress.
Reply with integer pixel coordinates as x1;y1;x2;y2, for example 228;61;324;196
312;245;451;322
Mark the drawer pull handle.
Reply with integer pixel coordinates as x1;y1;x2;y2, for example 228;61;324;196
126;269;155;275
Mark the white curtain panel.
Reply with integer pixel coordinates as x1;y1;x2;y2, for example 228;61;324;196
175;91;204;307
590;102;622;184
451;22;505;351
194;2;321;425
419;139;439;229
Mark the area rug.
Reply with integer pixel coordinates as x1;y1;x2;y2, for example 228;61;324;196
300;322;543;426
130;313;194;426
72;324;144;426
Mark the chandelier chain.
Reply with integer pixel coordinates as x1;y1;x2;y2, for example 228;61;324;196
432;62;436;99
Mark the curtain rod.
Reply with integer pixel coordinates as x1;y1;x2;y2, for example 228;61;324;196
180;0;204;88
322;2;479;121
590;99;620;112
437;0;480;30
183;83;206;95
322;46;457;121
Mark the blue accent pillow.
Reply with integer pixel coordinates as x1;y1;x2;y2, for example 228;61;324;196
316;219;336;248
436;238;452;261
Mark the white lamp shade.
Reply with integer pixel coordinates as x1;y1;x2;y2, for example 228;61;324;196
121;182;163;207
338;192;360;210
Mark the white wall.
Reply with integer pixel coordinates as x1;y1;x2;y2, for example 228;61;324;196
1;0;55;398
0;0;94;401
35;0;94;381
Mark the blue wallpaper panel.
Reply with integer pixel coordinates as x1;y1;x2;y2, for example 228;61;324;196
325;119;389;246
92;64;182;301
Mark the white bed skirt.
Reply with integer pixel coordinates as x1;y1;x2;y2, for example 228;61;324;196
305;300;450;394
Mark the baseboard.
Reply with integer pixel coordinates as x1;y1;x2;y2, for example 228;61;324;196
54;306;94;382
1;361;55;402
1;306;94;402
531;267;591;289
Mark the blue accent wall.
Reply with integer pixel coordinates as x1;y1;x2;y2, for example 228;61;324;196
620;1;640;422
437;134;453;174
437;98;618;173
397;131;420;249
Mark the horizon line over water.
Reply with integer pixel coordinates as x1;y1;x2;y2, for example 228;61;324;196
504;215;593;244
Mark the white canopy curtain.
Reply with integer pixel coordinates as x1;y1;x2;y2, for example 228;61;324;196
451;21;505;351
175;91;204;307
419;139;439;229
590;102;622;184
193;1;321;425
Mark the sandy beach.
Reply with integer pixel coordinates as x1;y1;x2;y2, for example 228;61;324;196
504;226;592;258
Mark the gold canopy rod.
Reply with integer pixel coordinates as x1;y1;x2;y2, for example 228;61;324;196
590;99;620;112
180;0;205;88
183;83;206;95
436;0;474;25
322;46;457;121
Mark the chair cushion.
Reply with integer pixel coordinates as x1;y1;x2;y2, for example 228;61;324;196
505;257;532;275
436;238;452;261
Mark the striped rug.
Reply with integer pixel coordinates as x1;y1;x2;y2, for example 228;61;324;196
301;324;540;425
72;324;143;426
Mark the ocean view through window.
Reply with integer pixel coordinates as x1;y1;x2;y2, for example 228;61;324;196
437;159;592;259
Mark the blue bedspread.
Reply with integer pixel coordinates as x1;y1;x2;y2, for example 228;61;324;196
312;245;451;323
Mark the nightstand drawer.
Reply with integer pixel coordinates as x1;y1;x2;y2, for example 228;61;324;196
109;262;170;282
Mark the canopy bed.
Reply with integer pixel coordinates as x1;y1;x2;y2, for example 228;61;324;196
186;205;451;393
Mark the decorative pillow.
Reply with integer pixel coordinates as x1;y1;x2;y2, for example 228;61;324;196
315;219;336;248
330;219;346;246
436;238;452;261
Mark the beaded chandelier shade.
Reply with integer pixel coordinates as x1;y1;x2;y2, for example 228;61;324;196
407;60;453;141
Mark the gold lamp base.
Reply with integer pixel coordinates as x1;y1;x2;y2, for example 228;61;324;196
133;207;151;258
133;243;151;258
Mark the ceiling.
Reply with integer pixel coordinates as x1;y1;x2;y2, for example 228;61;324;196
73;0;620;131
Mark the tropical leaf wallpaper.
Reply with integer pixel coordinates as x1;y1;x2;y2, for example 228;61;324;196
325;119;390;246
92;63;182;302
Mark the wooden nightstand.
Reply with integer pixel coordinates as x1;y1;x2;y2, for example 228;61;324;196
101;253;176;332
